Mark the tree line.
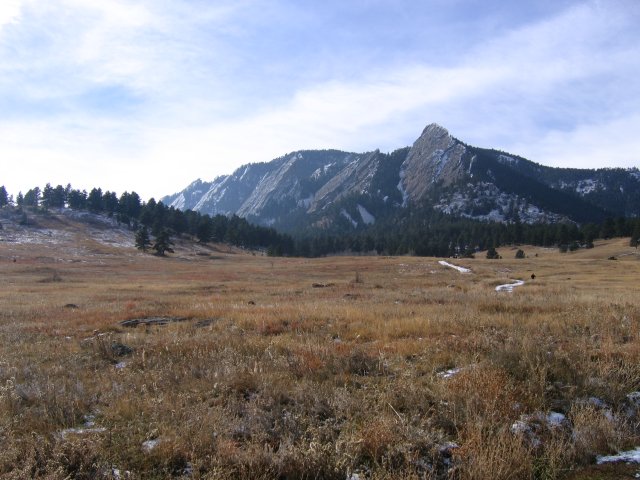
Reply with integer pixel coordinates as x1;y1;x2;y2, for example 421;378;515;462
290;210;640;257
1;183;295;255
1;183;638;258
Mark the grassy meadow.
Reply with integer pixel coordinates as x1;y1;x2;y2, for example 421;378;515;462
0;214;639;479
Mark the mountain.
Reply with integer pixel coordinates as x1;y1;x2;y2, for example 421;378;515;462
162;124;640;231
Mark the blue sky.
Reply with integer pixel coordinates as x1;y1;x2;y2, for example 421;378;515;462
1;0;639;200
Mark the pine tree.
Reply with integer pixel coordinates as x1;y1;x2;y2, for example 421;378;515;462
515;249;525;259
196;216;213;243
486;246;500;259
631;222;640;249
41;183;54;210
153;229;174;256
24;187;40;207
0;186;8;207
87;188;103;213
135;226;151;252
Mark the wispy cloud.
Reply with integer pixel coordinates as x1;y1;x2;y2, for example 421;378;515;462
0;0;638;198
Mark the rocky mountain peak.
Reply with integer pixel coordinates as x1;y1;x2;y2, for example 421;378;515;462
399;123;469;204
420;123;451;139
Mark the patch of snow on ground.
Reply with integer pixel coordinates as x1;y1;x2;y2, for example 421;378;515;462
511;411;567;447
496;280;525;292
438;260;471;273
58;415;106;439
437;368;462;379
597;447;640;464
546;412;567;427
142;439;160;452
357;204;375;225
340;209;358;228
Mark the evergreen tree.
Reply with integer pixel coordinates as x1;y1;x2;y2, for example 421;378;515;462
67;189;87;210
51;184;66;208
102;191;119;217
24;187;40;207
16;192;24;208
135;226;151;252
196;216;213;243
515;249;525;259
153;229;174;256
486;246;500;259
87;188;103;213
41;183;54;209
0;186;8;207
631;221;640;249
601;217;615;239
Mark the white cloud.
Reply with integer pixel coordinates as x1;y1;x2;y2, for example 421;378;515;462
0;0;24;30
511;113;640;169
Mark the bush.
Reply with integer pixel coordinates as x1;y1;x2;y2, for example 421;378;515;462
515;249;525;259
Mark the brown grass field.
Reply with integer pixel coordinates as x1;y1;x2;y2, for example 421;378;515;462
0;212;639;479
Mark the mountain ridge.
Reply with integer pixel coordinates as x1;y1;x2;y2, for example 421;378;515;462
163;124;640;231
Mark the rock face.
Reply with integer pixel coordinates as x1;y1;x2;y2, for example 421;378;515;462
162;123;640;230
400;124;469;203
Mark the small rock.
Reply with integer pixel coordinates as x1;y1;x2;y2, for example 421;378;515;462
111;343;133;357
64;303;79;309
120;316;187;328
194;318;215;328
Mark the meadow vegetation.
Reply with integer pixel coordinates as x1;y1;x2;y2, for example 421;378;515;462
0;214;639;479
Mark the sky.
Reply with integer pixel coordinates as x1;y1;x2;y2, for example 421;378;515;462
1;0;639;200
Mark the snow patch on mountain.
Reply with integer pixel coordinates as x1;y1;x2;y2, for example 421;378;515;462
575;179;597;195
434;183;566;224
497;154;518;166
357;204;375;225
298;195;314;209
341;209;357;228
195;177;231;211
238;166;250;182
171;193;186;210
397;169;409;207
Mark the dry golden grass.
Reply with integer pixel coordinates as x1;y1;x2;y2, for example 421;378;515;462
0;215;639;479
